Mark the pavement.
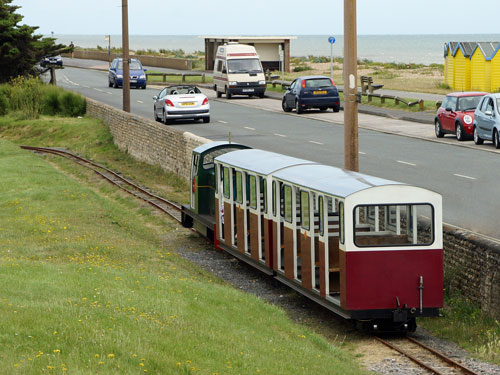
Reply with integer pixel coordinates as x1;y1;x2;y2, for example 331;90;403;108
62;57;438;125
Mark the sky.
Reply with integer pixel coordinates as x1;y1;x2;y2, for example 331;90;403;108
11;0;500;36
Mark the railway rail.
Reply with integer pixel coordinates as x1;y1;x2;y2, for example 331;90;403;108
20;145;182;223
375;336;479;375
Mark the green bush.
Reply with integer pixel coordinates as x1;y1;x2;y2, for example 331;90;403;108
8;76;44;119
293;65;312;72
59;91;86;117
0;92;8;116
42;85;61;115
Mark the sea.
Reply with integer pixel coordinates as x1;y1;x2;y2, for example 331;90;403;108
51;34;500;66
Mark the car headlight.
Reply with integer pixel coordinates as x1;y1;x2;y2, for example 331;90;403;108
229;81;237;86
259;80;266;85
117;74;123;78
463;115;473;125
139;74;146;79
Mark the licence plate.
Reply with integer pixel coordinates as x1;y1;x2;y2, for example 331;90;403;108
181;102;195;106
130;79;137;83
313;90;327;95
242;88;254;92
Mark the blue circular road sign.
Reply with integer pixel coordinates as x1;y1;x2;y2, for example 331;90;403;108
328;36;336;44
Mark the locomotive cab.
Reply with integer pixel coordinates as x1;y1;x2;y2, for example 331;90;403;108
181;142;250;239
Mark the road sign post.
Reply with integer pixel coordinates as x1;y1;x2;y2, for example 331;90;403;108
328;36;336;79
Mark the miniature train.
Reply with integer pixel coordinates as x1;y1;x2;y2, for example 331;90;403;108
181;142;443;332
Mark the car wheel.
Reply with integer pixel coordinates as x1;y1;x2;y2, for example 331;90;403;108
435;119;444;138
113;79;118;89
295;100;303;114
108;79;112;88
163;109;170;125
142;84;146;90
473;126;484;145
456;122;466;141
282;99;292;112
154;107;159;122
258;93;265;98
226;88;232;99
203;117;210;124
494;129;500;149
333;105;340;113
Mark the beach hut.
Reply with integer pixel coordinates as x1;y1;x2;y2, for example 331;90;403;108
470;42;499;92
491;44;500;93
452;42;475;91
444;42;458;88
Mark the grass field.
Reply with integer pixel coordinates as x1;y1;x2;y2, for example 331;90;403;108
0;116;364;374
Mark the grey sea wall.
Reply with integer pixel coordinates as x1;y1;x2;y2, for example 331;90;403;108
85;96;500;319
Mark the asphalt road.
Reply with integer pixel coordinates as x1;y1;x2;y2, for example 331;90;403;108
54;66;500;241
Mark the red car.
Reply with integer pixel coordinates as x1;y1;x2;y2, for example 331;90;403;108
435;92;487;141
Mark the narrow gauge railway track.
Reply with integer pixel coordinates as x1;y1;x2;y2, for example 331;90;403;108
375;336;478;375
20;146;182;223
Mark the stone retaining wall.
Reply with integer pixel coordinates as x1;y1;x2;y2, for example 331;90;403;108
65;50;193;70
85;97;208;181
85;96;500;318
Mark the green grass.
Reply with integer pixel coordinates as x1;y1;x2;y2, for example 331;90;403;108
0;121;365;374
419;292;500;365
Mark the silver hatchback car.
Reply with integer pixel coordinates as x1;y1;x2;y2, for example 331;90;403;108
473;93;500;149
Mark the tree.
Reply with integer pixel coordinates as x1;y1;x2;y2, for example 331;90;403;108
0;0;70;82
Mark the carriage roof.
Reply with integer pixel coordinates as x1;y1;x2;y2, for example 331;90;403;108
273;164;405;198
215;149;316;175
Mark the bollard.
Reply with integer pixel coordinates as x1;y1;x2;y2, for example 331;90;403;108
182;74;186;82
163;74;166;83
419;99;424;110
395;97;400;106
202;74;205;83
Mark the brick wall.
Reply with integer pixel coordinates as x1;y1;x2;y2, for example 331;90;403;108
85;96;500;319
85;97;209;181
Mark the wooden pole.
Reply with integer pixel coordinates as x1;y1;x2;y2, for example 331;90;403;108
343;0;359;172
122;0;130;113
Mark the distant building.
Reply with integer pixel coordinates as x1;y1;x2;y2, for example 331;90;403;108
444;42;500;92
202;36;297;73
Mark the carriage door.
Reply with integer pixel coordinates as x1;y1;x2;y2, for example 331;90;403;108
299;189;315;290
248;174;260;260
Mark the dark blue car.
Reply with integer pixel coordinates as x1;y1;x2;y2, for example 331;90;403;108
108;57;147;89
282;75;340;114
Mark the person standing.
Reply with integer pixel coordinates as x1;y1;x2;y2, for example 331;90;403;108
69;41;74;58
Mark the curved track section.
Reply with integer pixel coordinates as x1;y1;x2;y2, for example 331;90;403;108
20;145;182;223
375;336;478;375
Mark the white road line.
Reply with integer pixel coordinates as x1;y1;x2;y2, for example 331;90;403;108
137;100;144;103
274;133;287;137
309;140;324;145
94;88;103;92
244;126;255;130
218;120;228;124
454;173;477;180
106;92;113;95
397;160;416;166
83;85;90;88
359;151;366;155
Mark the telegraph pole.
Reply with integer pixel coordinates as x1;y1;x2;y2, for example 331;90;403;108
343;0;359;172
122;0;130;112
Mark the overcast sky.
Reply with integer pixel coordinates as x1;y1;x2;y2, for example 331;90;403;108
11;0;499;36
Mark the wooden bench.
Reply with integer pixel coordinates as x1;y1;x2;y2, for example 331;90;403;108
360;76;384;94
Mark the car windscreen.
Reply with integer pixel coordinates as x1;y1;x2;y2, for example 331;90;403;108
305;78;333;88
457;96;483;111
166;87;201;95
117;61;143;70
227;59;262;73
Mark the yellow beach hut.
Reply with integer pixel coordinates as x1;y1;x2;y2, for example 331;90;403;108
452;42;475;91
491;44;500;92
470;42;499;92
444;42;458;88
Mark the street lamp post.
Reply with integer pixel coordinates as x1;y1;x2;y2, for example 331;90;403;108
122;0;130;113
343;0;359;172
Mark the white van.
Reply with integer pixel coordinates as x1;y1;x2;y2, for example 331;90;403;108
213;43;266;99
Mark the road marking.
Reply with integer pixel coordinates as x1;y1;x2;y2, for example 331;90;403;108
244;126;255;130
309;140;324;145
274;133;287;137
106;92;113;95
83;85;90;88
397;160;416;166
137;100;144;104
359;151;366;155
454;173;477;180
94;88;103;92
218;120;228;124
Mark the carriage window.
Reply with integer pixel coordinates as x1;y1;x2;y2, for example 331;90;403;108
354;204;434;247
318;196;324;236
223;167;230;199
261;178;267;213
339;202;345;244
249;175;257;209
215;165;218;194
191;154;200;178
272;181;276;216
235;171;243;203
300;191;310;230
283;185;292;223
